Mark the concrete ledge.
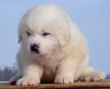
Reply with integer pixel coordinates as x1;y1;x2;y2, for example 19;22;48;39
0;80;110;89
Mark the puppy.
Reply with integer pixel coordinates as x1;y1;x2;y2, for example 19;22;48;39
11;4;106;86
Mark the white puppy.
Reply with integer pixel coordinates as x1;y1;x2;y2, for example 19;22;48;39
11;4;106;86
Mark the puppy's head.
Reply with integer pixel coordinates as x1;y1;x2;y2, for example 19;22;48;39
18;4;71;57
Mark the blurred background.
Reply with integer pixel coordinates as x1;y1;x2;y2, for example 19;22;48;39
0;0;110;81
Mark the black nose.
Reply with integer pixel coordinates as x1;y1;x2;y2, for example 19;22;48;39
30;44;40;54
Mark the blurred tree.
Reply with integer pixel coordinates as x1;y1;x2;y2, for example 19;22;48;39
0;66;17;81
106;74;110;79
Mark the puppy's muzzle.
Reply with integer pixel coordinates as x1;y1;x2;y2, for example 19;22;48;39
30;44;40;54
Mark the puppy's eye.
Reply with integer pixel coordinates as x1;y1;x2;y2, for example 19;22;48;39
42;32;50;37
26;31;31;36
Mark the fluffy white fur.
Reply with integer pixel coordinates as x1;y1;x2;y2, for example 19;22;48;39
11;4;106;86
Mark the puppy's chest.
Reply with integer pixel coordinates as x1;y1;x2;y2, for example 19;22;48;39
40;58;60;73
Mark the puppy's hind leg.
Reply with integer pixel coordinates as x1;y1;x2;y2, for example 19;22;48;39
79;66;106;82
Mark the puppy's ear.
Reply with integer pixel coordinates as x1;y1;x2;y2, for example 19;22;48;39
18;27;22;44
18;35;22;44
56;19;71;47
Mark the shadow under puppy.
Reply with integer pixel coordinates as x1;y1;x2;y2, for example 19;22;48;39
10;4;106;86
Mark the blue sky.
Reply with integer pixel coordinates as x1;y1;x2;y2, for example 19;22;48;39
0;0;110;73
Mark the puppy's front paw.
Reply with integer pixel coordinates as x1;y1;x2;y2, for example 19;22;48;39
16;77;40;86
10;74;21;85
54;75;74;84
85;72;106;82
